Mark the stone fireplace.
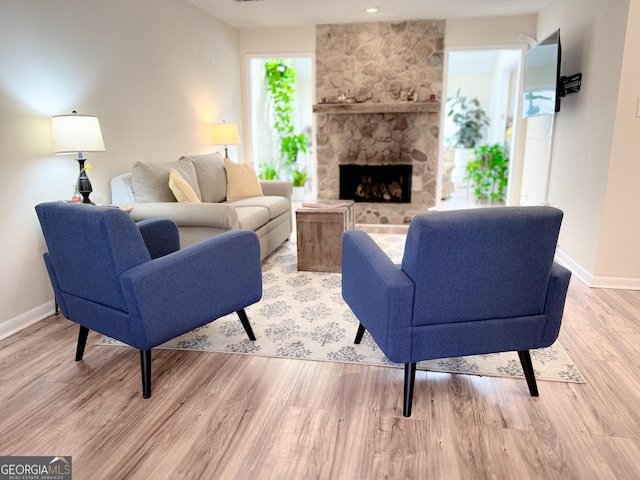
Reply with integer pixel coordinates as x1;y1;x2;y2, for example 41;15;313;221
314;20;445;224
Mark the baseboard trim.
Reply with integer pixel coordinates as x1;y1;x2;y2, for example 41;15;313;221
589;276;640;290
555;249;593;287
556;249;640;290
0;302;54;341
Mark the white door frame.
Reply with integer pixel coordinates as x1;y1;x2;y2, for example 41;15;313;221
437;44;527;208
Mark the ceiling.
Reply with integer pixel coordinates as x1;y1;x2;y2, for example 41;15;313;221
186;0;549;29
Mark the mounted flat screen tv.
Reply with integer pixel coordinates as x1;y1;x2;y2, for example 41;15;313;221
523;29;562;118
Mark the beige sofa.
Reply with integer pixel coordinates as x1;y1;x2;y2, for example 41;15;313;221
111;153;292;260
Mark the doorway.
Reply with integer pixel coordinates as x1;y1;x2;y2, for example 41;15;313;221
248;56;314;197
439;47;525;210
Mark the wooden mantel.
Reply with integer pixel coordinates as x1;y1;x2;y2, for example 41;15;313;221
313;101;440;115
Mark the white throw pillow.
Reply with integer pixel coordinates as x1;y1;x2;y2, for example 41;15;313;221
169;168;201;203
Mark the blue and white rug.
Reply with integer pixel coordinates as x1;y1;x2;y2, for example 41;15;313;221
99;233;585;383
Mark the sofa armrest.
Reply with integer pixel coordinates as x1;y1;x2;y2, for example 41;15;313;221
260;180;292;199
121;202;240;230
120;230;262;350
111;173;136;203
342;230;415;363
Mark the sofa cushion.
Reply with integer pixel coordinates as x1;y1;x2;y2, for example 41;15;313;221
169;168;201;203
235;206;270;231
181;153;227;204
227;196;290;220
224;158;264;201
132;159;201;203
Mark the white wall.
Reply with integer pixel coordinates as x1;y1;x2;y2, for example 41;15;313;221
446;15;538;48
535;0;638;287
0;0;243;338
593;0;640;286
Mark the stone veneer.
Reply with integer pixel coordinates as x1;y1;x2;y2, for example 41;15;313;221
315;20;445;224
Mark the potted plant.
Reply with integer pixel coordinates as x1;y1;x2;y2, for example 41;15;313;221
291;168;309;201
258;161;279;181
447;91;491;149
447;91;491;187
465;143;509;202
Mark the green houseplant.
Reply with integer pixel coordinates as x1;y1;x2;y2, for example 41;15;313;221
264;59;309;171
258;162;279;181
447;91;491;149
291;168;309;187
290;168;309;201
466;143;509;202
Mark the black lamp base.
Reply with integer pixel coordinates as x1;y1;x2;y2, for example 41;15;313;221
80;192;94;204
77;158;93;204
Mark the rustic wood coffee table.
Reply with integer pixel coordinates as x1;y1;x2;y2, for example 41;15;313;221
296;200;355;272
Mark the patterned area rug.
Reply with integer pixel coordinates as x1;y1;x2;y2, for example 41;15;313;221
98;233;585;383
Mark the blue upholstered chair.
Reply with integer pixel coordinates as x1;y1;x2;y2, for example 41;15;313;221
36;202;262;398
342;206;571;417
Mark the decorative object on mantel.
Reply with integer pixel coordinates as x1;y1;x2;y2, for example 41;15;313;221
405;86;416;102
51;111;106;204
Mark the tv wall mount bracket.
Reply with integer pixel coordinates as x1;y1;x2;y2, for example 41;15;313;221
560;72;582;97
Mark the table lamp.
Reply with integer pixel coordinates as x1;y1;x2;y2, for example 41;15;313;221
212;121;240;159
52;111;105;204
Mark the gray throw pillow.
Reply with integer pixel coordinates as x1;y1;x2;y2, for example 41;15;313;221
181;153;227;203
131;159;201;203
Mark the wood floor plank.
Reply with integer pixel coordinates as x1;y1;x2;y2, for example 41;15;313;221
592;435;640;480
286;359;345;410
261;406;337;479
529;382;619;480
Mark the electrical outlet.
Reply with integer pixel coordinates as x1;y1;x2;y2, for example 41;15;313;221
636;97;640;118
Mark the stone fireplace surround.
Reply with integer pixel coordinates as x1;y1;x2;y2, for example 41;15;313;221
314;20;445;224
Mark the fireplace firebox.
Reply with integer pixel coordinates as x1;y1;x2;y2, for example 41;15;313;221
340;165;412;203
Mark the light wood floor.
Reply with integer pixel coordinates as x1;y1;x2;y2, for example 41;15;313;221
1;280;640;479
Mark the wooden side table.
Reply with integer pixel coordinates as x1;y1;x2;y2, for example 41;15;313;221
296;200;355;272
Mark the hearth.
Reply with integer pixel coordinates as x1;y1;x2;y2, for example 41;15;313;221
340;164;412;203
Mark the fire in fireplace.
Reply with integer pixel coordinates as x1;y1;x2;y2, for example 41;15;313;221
340;165;412;203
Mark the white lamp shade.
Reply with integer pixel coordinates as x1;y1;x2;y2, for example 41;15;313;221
52;114;106;154
212;122;240;145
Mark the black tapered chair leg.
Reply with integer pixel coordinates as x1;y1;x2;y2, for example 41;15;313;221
354;323;366;344
518;350;539;397
237;309;256;341
141;349;152;399
403;362;417;417
75;325;90;361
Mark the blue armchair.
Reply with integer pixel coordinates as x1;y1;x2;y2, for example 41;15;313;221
36;202;262;398
342;206;571;417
